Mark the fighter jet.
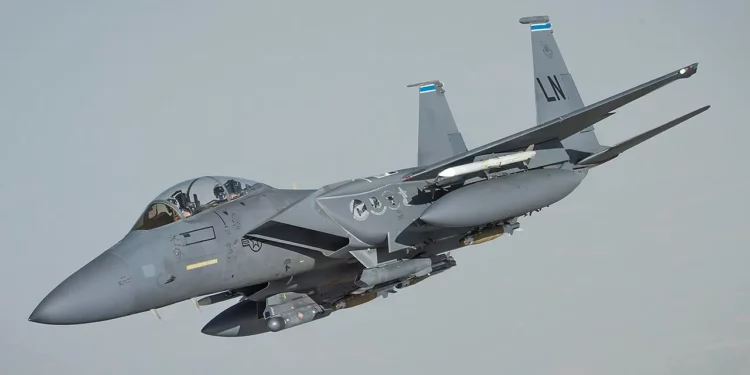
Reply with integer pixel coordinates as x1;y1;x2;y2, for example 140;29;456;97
29;16;709;337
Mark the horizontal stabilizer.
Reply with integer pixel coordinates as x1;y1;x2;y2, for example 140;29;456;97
404;63;700;181
577;105;710;166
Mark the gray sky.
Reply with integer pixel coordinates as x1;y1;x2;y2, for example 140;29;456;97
2;0;749;374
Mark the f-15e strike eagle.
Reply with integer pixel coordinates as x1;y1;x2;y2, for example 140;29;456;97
29;16;709;337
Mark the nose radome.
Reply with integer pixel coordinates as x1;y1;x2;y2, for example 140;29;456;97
29;253;135;325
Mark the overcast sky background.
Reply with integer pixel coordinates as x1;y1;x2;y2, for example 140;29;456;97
1;0;748;374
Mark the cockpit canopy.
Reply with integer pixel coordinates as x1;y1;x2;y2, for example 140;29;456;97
132;176;260;231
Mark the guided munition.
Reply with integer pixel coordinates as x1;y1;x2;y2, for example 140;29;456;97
438;150;536;178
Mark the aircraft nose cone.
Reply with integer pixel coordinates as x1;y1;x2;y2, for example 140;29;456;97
29;253;135;325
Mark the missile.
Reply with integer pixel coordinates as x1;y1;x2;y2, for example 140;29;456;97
355;256;449;288
437;150;536;178
356;258;432;288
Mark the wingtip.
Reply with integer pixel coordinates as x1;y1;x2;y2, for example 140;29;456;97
678;63;699;78
697;104;711;113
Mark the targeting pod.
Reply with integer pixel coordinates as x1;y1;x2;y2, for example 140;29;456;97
263;293;326;332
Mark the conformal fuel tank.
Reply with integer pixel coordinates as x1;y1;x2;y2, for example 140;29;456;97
420;168;584;227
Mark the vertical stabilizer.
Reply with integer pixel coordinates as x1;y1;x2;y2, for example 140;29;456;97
408;80;468;167
519;16;603;157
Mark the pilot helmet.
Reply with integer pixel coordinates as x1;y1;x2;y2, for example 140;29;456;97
171;190;190;210
213;184;227;200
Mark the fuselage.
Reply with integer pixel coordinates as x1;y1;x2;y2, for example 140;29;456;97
29;166;587;326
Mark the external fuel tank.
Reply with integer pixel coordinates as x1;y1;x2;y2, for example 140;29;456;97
420;168;584;227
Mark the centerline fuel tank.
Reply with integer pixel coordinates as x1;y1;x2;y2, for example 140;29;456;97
420;168;584;227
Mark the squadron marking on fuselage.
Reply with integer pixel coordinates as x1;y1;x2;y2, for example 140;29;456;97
349;189;409;221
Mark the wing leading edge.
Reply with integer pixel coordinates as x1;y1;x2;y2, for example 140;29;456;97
404;63;700;181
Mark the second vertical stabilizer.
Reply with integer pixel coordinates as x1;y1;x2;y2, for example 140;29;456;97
409;80;468;167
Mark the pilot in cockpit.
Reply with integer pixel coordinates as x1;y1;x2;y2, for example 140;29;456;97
213;184;228;201
170;190;193;217
225;179;242;200
166;198;188;220
141;203;180;229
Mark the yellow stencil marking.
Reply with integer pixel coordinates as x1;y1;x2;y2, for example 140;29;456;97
186;258;218;271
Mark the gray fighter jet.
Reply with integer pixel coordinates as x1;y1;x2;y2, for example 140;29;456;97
29;16;709;337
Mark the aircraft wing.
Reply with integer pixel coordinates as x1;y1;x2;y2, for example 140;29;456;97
577;105;710;166
403;63;699;181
